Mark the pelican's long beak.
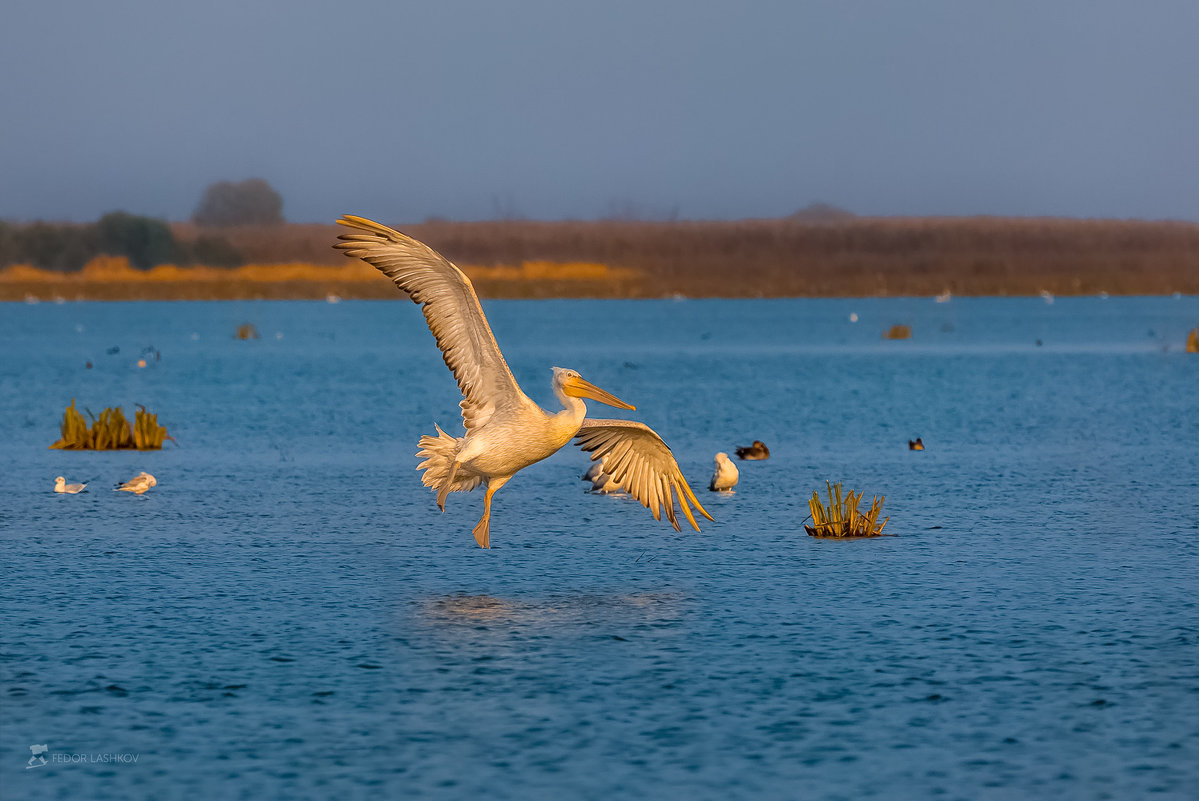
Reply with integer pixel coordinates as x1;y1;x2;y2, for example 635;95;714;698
563;376;636;410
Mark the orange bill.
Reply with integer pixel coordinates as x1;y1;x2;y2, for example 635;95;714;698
562;375;636;410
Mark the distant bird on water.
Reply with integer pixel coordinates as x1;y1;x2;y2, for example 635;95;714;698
735;440;770;460
116;472;157;495
335;215;711;548
583;461;603;484
909;438;924;451
582;461;622;494
54;476;88;494
708;453;739;492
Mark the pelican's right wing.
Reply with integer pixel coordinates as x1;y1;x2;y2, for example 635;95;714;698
575;419;713;531
335;215;525;431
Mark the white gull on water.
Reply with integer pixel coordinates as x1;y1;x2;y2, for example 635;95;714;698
708;453;739;492
116;472;157;495
53;476;87;494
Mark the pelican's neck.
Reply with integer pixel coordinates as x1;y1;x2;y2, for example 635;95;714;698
552;382;588;429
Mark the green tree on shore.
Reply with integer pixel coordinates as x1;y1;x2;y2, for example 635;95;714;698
192;178;284;227
97;212;175;270
0;214;244;271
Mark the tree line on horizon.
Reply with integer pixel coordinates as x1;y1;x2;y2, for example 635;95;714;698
0;179;284;271
3;177;1198;299
0;213;245;271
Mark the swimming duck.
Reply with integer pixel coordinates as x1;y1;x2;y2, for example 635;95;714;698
735;440;770;460
909;438;924;451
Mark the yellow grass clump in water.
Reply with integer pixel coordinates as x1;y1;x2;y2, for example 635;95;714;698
884;324;912;340
236;323;259;340
1187;327;1198;353
805;481;889;538
49;399;173;450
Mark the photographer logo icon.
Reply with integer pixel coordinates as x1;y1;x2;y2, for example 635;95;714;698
27;744;49;769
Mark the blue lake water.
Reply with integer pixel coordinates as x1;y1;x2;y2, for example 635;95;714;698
2;296;1197;799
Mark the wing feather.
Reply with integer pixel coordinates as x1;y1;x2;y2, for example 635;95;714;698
658;475;677;528
574;419;713;531
661;474;681;532
334;215;526;431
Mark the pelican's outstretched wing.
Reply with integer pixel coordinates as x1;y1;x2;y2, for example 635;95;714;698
335;215;526;432
574;419;714;531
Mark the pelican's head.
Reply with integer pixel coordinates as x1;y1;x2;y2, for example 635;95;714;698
553;367;636;410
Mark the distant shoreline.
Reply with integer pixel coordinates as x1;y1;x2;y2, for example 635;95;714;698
4;216;1197;300
2;271;1194;302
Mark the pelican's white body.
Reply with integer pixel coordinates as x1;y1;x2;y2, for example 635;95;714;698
456;376;585;480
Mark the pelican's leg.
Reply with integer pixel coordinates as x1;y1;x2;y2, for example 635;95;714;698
437;461;460;512
471;476;511;549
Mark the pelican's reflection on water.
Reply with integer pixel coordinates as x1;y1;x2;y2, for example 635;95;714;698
416;591;690;629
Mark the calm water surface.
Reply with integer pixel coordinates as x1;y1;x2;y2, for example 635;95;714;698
2;297;1197;799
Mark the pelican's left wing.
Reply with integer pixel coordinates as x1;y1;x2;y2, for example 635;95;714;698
334;215;526;433
574;419;713;531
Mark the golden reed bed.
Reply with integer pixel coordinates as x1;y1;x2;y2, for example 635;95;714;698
0;256;640;301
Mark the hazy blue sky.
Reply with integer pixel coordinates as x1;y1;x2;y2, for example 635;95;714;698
2;0;1196;223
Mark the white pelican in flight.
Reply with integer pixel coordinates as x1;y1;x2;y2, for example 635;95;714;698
335;215;712;548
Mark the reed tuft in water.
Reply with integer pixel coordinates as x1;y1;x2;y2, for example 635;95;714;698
1187;327;1198;353
49;399;173;450
805;481;889;538
884;324;912;340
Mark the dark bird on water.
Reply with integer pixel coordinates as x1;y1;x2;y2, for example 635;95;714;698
909;438;924;451
735;440;770;460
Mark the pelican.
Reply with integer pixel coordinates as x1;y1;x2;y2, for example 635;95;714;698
735;440;770;460
54;476;88;494
335;215;711;548
708;453;738;492
116;472;157;495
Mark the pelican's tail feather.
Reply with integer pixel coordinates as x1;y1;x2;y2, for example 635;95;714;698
416;424;485;494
